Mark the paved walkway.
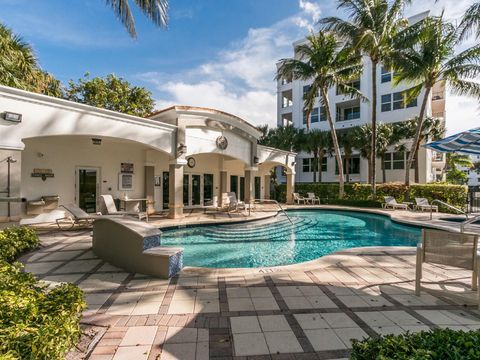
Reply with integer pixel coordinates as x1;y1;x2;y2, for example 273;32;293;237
20;219;480;360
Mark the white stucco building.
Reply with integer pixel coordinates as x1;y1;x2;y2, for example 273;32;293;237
0;85;296;222
277;16;446;184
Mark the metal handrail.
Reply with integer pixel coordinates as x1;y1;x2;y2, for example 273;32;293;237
254;199;293;225
460;215;480;233
430;199;468;220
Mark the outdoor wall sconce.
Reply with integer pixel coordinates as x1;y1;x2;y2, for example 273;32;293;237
2;112;22;122
91;138;102;145
291;161;296;166
177;143;187;155
253;156;259;164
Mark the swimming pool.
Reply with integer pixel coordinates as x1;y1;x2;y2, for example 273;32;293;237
160;210;421;268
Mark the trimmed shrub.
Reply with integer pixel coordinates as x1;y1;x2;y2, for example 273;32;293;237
275;182;467;211
351;328;480;360
0;227;86;359
0;226;39;262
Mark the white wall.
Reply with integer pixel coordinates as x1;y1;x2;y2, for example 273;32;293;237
21;136;151;210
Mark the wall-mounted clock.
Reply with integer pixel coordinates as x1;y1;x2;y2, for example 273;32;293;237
187;157;196;168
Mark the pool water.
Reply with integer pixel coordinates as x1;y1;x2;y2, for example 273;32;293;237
160;210;421;268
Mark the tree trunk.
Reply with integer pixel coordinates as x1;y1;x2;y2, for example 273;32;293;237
318;149;324;183
313;152;317;183
321;88;345;198
381;153;386;183
368;158;372;184
405;86;432;186
414;135;424;183
370;60;378;199
345;154;350;183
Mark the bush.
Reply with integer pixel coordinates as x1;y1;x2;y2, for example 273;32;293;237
275;182;467;211
0;227;86;359
351;328;480;360
0;227;39;262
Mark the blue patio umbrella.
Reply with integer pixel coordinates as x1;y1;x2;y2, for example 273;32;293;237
424;127;480;155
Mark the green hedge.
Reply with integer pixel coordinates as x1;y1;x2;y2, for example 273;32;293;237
351;328;480;360
275;183;467;211
0;227;86;360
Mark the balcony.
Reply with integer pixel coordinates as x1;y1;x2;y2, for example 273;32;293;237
280;112;293;126
432;91;445;101
336;99;361;122
281;89;293;108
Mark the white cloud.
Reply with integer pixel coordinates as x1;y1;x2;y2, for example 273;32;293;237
445;94;480;135
138;1;321;128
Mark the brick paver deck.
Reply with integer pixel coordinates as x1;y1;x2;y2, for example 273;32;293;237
18;208;480;360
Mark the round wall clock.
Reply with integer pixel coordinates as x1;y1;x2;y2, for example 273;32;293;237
216;135;228;150
187;157;196;168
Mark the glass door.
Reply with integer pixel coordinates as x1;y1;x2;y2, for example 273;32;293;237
239;177;245;201
230;175;238;198
162;171;169;209
77;167;99;213
254;176;261;200
204;174;214;205
191;174;201;206
183;174;189;206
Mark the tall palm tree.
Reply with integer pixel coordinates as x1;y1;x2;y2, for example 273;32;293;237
352;124;373;183
338;129;356;183
390;15;480;186
375;123;395;183
0;23;38;90
459;2;480;40
320;0;410;199
105;0;168;38
276;32;363;198
303;130;331;183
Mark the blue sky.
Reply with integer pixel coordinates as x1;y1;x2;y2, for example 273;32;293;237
0;0;478;133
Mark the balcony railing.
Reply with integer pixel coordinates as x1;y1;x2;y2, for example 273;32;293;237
432;111;445;118
336;112;360;122
432;91;444;101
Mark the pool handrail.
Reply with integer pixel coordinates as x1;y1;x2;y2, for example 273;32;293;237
460;215;480;233
254;199;293;225
430;199;468;220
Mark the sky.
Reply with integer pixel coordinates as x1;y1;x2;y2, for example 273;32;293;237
0;0;478;135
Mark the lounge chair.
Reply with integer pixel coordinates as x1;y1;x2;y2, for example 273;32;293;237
293;193;306;204
20;209;67;227
307;192;320;205
382;196;409;210
100;194;148;221
56;203;100;229
227;192;245;212
416;228;479;308
414;198;438;212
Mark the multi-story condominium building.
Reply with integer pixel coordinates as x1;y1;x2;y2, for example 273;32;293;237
276;13;446;184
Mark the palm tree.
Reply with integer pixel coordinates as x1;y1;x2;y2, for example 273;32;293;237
445;153;473;184
375;123;395;183
352;124;373;183
320;0;410;199
390;15;480;186
105;0;168;38
459;2;480;40
276;32;363;198
338;129;355;183
303;130;331;182
0;23;38;90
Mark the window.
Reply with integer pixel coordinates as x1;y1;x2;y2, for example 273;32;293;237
393;92;404;110
344;106;360;120
335;156;360;174
382;92;417;112
302;158;326;172
381;94;392;112
303;85;311;97
311;107;319;123
336;79;360;95
319;106;327;121
383;152;414;170
381;66;392;83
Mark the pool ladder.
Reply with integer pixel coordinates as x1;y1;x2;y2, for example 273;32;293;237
254;199;294;225
430;199;480;232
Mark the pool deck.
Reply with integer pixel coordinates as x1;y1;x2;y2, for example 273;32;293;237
16;206;480;360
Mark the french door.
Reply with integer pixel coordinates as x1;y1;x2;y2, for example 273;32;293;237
76;167;100;213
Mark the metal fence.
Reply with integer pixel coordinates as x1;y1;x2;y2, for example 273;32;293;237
468;186;480;213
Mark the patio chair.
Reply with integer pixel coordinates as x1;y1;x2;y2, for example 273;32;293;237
227;192;245;212
416;229;479;308
414;198;439;212
56;203;100;229
307;192;320;205
293;193;306;204
20;209;67;227
382;196;409;210
100;194;148;222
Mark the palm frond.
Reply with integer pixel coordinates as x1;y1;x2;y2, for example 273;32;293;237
458;2;480;40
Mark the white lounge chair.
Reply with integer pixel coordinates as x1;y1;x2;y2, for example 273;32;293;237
382;196;409;210
227;192;245;212
56;203;100;229
293;193;306;204
416;228;479;308
20;209;67;227
100;194;148;221
307;192;320;205
414;198;438;212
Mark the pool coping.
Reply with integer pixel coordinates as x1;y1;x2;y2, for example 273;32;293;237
167;205;479;276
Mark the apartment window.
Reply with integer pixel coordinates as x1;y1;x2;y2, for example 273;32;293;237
381;92;417;112
393;92;404;110
384;152;404;170
381;66;392;83
302;158;326;172
344;106;360;120
335;156;360;174
336;79;360;95
319;106;327;121
381;94;391;112
303;85;311;97
320;157;327;172
281;76;292;85
311;107;319;123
